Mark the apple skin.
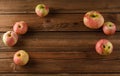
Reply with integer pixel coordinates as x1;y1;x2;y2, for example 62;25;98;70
2;31;18;47
13;21;28;35
13;50;29;66
95;39;113;55
35;4;49;17
83;11;104;29
103;22;116;35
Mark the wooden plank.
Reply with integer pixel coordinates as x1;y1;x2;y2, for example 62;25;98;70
0;0;120;13
0;14;119;32
0;32;119;48
0;74;119;76
0;50;120;60
0;59;120;73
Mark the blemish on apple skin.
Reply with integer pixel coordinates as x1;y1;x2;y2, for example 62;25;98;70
103;45;106;48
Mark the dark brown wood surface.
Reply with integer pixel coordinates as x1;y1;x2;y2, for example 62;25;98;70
0;0;120;76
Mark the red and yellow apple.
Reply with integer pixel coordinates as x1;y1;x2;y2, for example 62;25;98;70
95;39;113;55
13;50;29;66
103;22;116;35
35;4;49;17
2;31;18;47
83;11;104;29
13;21;28;35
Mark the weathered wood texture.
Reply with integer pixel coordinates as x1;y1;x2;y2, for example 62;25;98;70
0;0;120;75
0;14;119;32
0;0;120;13
0;74;120;76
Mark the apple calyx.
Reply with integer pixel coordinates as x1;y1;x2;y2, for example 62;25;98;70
7;33;12;37
90;14;98;18
18;25;21;28
109;24;112;27
17;53;21;57
107;22;113;28
37;4;45;9
40;5;44;9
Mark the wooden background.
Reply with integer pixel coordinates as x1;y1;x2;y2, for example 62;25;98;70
0;0;120;76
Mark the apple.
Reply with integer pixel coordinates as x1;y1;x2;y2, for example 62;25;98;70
103;22;116;35
95;39;113;55
13;21;28;35
2;31;18;47
13;50;29;66
83;11;104;29
35;4;49;17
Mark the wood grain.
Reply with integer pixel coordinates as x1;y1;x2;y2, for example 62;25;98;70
0;0;120;14
0;59;120;73
0;32;120;73
0;0;120;75
0;14;119;32
0;74;119;76
0;32;119;48
0;50;120;61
